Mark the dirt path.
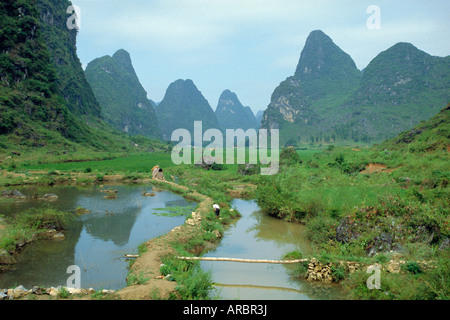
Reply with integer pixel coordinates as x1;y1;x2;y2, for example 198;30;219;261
0;177;226;300
115;180;213;300
360;163;393;174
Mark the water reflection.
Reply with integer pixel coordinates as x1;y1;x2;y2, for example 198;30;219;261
201;199;343;300
0;185;196;290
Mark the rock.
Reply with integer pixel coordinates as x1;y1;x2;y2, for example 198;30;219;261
100;189;118;194
186;219;196;226
347;262;360;274
415;225;438;244
0;290;7;300
213;230;222;238
102;289;115;294
439;237;449;250
6;286;29;299
0;189;26;199
386;260;401;273
48;287;59;296
0;249;16;266
366;232;393;256
335;218;360;243
306;258;335;282
164;274;173;281
31;286;46;295
52;232;65;240
186;212;202;226
143;192;155;197
41;194;58;201
195;156;217;170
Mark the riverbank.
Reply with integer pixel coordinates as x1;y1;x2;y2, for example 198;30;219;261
0;175;243;300
116;180;217;300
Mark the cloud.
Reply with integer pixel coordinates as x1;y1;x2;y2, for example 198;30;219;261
72;0;450;112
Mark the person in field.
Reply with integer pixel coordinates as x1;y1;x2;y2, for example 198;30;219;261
213;203;220;217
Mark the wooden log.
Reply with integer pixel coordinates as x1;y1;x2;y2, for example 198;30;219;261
177;256;309;264
124;254;139;258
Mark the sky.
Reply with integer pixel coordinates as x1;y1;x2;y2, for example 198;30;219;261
70;0;449;115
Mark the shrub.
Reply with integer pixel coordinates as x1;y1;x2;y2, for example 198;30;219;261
176;267;213;300
237;163;260;175
283;250;303;260
402;261;423;274
210;163;224;171
280;148;303;166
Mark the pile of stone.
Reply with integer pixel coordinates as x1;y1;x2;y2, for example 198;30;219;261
306;258;362;283
0;189;26;200
345;261;361;274
0;285;115;300
306;258;333;283
186;211;202;226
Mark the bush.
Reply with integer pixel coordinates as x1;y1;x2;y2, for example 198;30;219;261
210;163;224;171
280;148;303;167
283;250;303;260
237;163;260;175
402;261;423;274
176;267;213;300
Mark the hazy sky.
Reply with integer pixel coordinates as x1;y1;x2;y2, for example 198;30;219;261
71;0;449;114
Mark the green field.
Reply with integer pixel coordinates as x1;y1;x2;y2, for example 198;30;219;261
1;141;448;300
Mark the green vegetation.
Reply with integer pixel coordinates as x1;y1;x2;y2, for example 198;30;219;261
262;30;450;146
0;0;167;162
0;206;76;270
85;49;161;139
157;206;241;300
18;152;173;173
255;105;449;299
0;2;448;300
215;89;258;132
153;204;198;217
155;79;220;140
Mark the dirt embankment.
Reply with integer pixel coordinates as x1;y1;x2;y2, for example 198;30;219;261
359;163;395;174
116;181;213;300
0;176;235;300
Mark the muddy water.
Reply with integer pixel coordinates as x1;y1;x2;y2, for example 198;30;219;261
201;199;343;300
0;185;196;290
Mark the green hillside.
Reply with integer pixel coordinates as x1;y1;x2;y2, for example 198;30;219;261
261;30;450;146
215;89;258;132
155;79;219;140
378;103;449;153
0;0;166;163
85;49;161;139
36;0;101;118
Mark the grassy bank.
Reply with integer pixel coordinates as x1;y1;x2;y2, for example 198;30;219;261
119;178;243;300
255;146;449;299
0;206;79;271
1;141;448;300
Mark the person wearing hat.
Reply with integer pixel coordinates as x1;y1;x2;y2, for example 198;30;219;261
151;165;159;179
